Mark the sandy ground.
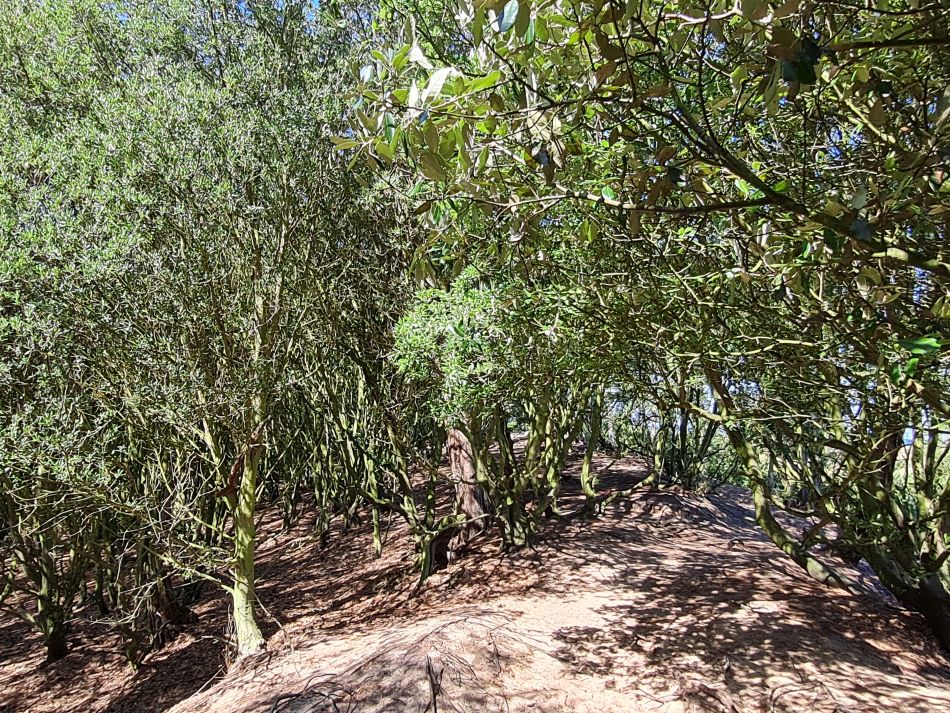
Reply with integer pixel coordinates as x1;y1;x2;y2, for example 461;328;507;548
2;453;949;713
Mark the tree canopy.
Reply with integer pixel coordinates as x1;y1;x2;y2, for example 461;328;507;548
1;0;949;668
351;0;950;645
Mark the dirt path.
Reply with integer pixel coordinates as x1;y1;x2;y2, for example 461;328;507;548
169;480;950;713
2;454;949;712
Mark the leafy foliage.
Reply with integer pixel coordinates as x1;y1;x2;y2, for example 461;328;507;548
352;0;950;646
2;0;950;670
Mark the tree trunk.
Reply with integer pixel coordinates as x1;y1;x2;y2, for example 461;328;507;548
44;622;68;663
498;416;515;479
446;428;487;555
644;416;668;488
897;575;950;652
581;389;604;513
705;368;859;591
38;595;68;663
866;550;950;652
36;571;69;663
231;445;265;658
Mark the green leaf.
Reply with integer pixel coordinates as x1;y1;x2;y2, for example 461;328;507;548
383;112;396;142
407;80;420;108
740;0;766;20
331;137;360;150
898;336;942;356
422;67;454;103
730;64;748;90
497;0;519;33
515;0;531;36
601;186;616;200
869;98;886;126
824;200;846;217
470;71;503;93
473;7;485;44
408;44;433;70
524;18;535;44
890;357;920;384
890;363;902;384
374;139;395;162
850;185;868;210
419;151;447;181
904;357;919;378
931;296;950;319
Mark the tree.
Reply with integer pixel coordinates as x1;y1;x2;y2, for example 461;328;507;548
0;0;423;660
355;0;950;646
394;263;609;547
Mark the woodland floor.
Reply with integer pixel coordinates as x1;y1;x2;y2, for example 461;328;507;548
2;452;950;713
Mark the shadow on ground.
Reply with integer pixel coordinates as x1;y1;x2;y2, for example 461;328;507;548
3;450;949;713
